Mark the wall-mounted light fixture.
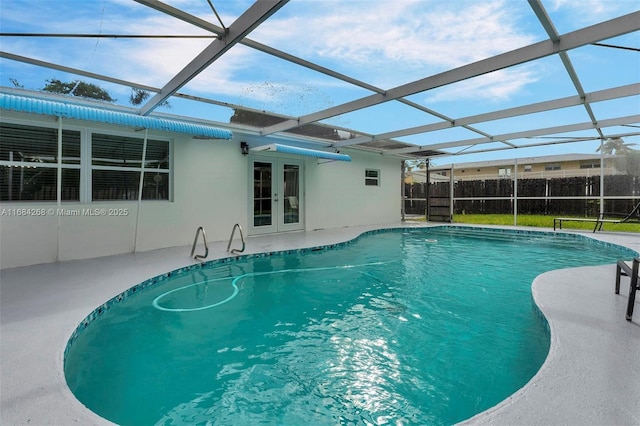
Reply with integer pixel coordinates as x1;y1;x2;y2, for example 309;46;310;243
240;141;249;155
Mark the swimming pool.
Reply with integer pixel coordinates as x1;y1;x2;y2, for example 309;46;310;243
64;227;636;425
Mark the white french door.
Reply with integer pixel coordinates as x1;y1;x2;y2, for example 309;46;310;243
251;157;304;234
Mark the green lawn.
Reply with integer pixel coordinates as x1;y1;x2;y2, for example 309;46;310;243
414;214;640;233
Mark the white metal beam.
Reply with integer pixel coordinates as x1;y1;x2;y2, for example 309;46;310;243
333;83;640;147
133;0;223;35
139;0;289;116
133;0;494;140
391;114;640;154
528;0;604;139
0;51;160;93
441;131;640;158
0;50;299;117
261;11;640;136
134;0;383;94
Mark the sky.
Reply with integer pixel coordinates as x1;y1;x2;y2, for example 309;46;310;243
0;0;638;166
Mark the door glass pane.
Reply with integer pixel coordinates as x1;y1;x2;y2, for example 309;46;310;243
254;162;272;227
283;164;299;224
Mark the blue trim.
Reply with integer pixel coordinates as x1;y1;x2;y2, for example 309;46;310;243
259;143;351;161
0;93;232;139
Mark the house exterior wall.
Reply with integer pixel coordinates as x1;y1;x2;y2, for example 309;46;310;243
0;111;400;269
305;150;400;230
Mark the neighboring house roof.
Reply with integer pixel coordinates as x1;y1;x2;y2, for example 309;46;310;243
431;153;614;171
0;92;233;140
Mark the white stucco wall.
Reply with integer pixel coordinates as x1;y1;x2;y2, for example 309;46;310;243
0;112;401;269
305;149;400;230
0;113;249;269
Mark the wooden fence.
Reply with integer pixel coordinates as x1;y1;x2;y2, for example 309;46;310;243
404;175;640;217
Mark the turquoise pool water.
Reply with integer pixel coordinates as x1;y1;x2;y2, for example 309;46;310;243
64;227;636;425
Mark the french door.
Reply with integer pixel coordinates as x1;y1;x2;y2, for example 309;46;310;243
251;158;304;234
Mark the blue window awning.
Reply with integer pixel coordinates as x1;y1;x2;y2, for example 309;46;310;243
251;143;351;162
0;93;232;140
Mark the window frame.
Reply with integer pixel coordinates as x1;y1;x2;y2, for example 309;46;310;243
579;160;600;169
545;163;562;171
498;167;511;177
89;130;172;202
0;120;82;202
0;117;173;203
365;168;380;186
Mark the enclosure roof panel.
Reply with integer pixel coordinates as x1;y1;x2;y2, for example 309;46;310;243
0;0;638;163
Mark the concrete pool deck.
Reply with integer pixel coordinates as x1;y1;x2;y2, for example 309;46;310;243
1;222;639;425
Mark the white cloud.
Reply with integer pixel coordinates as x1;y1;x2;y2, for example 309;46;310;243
245;0;538;100
550;0;609;16
1;1;546;108
548;0;637;25
421;67;540;104
256;1;534;74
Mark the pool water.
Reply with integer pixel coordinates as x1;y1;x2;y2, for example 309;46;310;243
64;227;635;425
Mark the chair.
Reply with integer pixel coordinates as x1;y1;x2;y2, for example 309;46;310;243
287;196;298;210
554;201;640;232
615;257;639;321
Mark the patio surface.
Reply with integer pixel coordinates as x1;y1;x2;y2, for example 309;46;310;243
1;222;638;425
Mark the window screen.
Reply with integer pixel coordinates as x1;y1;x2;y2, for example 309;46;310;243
91;133;170;201
0;123;80;201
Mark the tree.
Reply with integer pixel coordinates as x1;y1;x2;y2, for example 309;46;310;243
596;137;637;155
16;78;171;109
403;158;429;173
42;79;115;102
129;88;170;108
620;149;640;176
129;88;149;105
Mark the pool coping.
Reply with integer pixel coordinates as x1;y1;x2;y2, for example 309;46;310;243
1;222;639;425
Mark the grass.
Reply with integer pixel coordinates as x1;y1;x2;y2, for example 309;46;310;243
410;213;640;233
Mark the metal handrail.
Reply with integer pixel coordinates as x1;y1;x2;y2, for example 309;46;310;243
226;223;246;254
190;226;209;260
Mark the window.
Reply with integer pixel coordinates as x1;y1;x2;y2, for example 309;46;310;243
498;168;511;177
91;133;170;200
580;161;600;169
0;123;81;201
523;165;533;172
365;169;379;186
0;121;171;202
545;163;561;171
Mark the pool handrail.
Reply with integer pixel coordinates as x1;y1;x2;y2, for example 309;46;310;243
227;223;246;254
190;226;209;260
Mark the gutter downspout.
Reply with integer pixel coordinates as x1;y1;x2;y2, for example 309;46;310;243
56;116;62;262
133;128;148;252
